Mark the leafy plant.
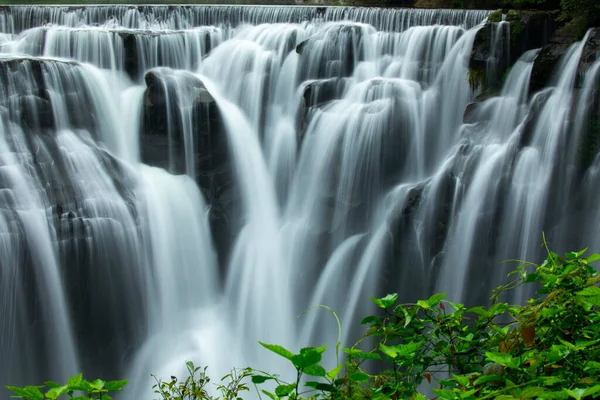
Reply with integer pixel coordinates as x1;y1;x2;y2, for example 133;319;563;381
9;239;600;399
6;374;127;400
152;361;251;400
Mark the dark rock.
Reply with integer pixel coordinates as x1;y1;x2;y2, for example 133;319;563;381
296;78;346;142
141;68;236;267
529;23;580;93
578;28;600;77
17;94;55;130
296;23;369;80
463;101;481;124
470;11;557;92
510;11;557;65
530;27;600;94
119;32;138;81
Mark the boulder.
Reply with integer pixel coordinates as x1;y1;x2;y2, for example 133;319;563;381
141;68;236;266
296;78;346;142
296;23;372;80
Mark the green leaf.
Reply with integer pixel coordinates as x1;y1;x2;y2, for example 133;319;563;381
538;376;564;386
259;342;294;361
521;387;545;398
7;386;45;400
303;364;327;377
6;386;30;397
275;384;295;397
67;374;83;387
44;381;61;389
89;379;106;390
45;386;68;400
261;390;277;400
304;381;337;392
251;375;274;384
473;375;505;385
566;248;587;259
563;388;586;399
586;254;600;263
348;372;371;382
576;286;600;306
485;352;521;369
379;341;423;359
584;361;600;371
291;347;322;369
326;365;343;380
343;348;381;360
466;306;488;316
417;293;448;309
104;380;128;392
452;374;469;387
370;293;398;309
360;315;380;325
583;385;600;397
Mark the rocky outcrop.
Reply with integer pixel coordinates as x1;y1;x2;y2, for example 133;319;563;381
296;23;370;81
530;27;600;93
470;10;557;91
141;69;236;266
296;78;347;142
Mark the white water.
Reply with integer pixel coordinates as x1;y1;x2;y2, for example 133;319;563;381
0;5;598;398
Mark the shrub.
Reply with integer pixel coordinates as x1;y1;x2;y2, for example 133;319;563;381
6;375;127;399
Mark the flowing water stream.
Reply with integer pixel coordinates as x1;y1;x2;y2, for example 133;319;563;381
0;4;598;397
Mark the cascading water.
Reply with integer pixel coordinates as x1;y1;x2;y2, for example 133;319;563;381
0;4;598;398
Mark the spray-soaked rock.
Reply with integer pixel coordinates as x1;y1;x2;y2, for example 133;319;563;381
470;11;556;91
141;68;236;266
296;23;373;80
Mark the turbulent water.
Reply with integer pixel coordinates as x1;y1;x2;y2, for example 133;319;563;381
0;4;599;397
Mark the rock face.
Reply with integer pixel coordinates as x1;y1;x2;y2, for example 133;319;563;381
296;23;370;81
530;27;600;93
470;11;557;91
141;69;236;266
296;78;347;142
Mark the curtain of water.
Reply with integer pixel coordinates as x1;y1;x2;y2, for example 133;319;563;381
0;5;598;398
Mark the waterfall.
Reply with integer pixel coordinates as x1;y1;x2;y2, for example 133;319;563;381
0;4;598;398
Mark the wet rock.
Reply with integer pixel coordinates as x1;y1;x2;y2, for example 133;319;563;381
141;68;236;267
530;27;600;94
470;11;556;92
20;95;54;130
296;78;346;142
0;57;84;132
463;102;481;124
578;28;600;77
119;31;138;81
296;23;370;80
529;24;580;93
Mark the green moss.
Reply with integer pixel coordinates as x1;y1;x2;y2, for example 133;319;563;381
488;9;503;22
506;9;521;21
468;67;485;91
510;19;524;44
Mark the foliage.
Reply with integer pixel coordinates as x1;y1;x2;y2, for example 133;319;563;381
252;240;600;399
6;375;127;400
7;241;600;399
488;9;503;22
152;361;252;400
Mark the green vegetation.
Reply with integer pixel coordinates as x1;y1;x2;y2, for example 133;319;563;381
7;238;600;399
6;375;127;399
